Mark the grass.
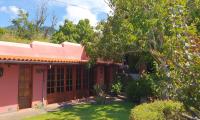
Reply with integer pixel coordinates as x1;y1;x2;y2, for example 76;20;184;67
25;102;134;120
0;33;50;44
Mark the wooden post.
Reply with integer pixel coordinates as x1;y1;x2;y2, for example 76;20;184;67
72;65;77;99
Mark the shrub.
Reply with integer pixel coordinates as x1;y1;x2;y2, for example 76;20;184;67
111;80;122;96
126;80;140;102
0;28;6;36
112;73;128;92
125;76;154;102
94;84;107;104
130;100;186;120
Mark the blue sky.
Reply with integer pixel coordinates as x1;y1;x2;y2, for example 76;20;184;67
0;0;111;27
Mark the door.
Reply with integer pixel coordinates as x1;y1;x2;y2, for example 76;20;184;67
18;65;32;109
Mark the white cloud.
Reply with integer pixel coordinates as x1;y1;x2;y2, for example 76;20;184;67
65;5;97;26
8;6;20;15
50;0;112;26
0;5;25;15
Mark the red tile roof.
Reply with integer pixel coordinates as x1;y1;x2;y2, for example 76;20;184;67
0;41;89;63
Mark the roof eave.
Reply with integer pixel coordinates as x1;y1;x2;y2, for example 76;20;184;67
0;60;87;65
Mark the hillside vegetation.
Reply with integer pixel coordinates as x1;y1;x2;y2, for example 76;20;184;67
0;27;51;43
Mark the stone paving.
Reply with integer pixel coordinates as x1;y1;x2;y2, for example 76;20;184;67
0;108;46;120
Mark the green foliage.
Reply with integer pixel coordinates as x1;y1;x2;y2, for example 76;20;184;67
11;10;36;40
0;28;7;36
93;84;107;104
125;75;154;102
52;20;78;43
187;0;200;34
76;19;94;43
52;19;94;44
111;80;122;95
86;0;200;111
4;7;56;42
126;80;140;102
130;100;186;120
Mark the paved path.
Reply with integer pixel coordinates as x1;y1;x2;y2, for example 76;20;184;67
0;103;72;120
0;108;46;120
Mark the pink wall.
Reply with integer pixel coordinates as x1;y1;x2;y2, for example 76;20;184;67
0;64;49;113
0;64;19;113
0;63;116;113
32;65;47;108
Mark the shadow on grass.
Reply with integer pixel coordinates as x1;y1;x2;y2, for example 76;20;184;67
28;102;134;120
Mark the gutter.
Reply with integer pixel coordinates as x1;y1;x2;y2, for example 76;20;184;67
0;60;121;65
0;60;84;65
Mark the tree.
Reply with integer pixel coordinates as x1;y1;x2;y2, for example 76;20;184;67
187;0;200;34
44;12;58;38
76;19;94;43
11;9;35;39
51;19;94;44
87;0;200;113
10;0;57;41
35;0;48;33
51;20;78;43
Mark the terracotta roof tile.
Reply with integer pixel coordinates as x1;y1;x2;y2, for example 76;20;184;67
0;55;88;63
0;41;117;64
0;41;89;63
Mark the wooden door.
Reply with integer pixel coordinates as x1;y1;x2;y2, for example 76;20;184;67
18;65;32;109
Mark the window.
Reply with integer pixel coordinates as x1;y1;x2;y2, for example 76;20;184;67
56;66;64;93
47;67;55;94
47;66;65;94
83;67;89;89
76;66;82;90
66;66;73;91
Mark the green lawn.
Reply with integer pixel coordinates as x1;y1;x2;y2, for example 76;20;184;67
25;102;134;120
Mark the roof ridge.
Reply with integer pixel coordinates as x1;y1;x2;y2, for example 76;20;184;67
31;41;62;47
62;41;81;47
0;40;82;47
0;41;30;48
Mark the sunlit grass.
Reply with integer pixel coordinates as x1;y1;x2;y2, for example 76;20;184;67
25;102;134;120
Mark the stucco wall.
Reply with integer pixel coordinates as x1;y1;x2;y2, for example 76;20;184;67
0;64;19;113
0;64;48;113
0;64;116;113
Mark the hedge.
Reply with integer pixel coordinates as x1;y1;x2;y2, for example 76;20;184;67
130;100;186;120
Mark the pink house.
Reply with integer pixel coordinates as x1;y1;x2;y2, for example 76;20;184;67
0;41;119;113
